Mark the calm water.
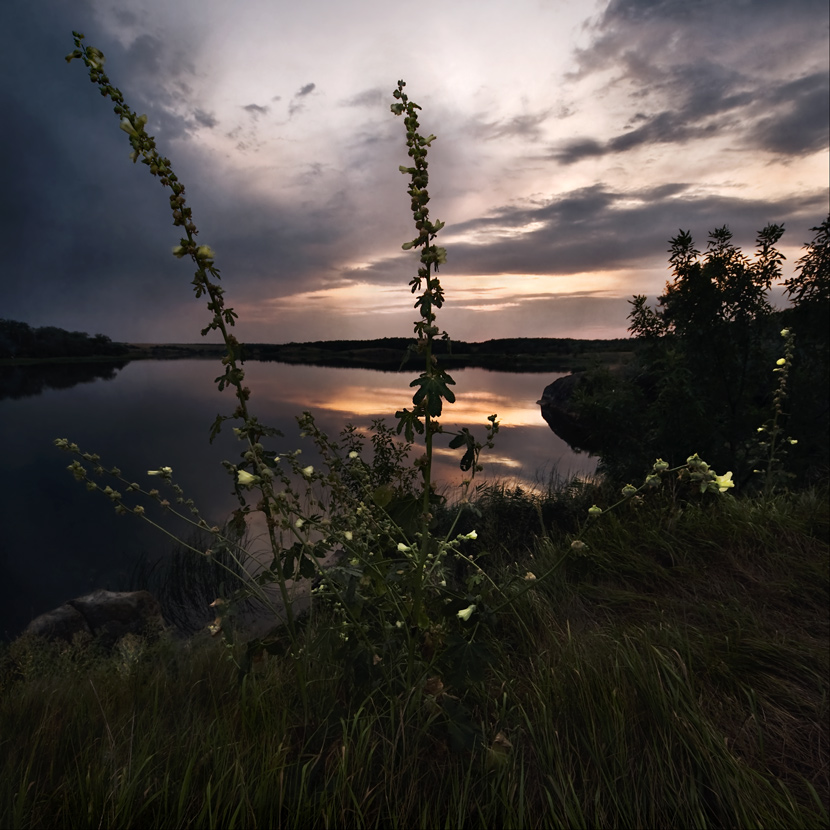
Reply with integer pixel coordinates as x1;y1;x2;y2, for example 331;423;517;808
0;359;595;639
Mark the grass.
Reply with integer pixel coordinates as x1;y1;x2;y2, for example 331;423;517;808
1;481;827;828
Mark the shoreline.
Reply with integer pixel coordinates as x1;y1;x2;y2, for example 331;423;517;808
1;336;635;372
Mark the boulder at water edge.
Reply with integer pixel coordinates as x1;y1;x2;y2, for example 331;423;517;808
23;589;166;648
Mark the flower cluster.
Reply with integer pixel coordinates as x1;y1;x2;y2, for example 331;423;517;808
751;327;798;496
569;453;735;553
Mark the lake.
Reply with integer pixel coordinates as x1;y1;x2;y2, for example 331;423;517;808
0;359;595;640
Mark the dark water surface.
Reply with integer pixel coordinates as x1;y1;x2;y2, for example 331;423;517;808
0;360;595;639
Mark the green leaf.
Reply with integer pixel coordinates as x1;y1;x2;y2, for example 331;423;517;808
208;413;230;443
410;374;456;417
372;484;394;508
298;555;316;580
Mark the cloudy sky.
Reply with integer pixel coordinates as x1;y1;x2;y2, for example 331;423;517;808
2;0;828;344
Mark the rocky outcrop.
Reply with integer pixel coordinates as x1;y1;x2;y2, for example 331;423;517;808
23;589;166;648
537;372;598;452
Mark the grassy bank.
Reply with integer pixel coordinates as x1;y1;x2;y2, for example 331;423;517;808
1;482;827;828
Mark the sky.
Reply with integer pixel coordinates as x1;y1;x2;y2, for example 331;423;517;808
2;0;828;344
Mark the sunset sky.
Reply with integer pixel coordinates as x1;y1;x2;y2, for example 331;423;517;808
3;0;828;344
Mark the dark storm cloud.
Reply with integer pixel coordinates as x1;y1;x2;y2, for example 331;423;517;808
0;4;359;340
554;0;829;163
751;72;830;156
450;188;827;277
552;69;828;163
352;182;827;285
296;83;316;97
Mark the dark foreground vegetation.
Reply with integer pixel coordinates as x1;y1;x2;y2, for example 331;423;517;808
565;219;830;490
1;481;827;828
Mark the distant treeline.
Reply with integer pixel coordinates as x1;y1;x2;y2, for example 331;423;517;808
242;337;633;371
255;337;631;355
0;319;129;360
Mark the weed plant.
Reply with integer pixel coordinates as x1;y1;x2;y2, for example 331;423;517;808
0;32;826;828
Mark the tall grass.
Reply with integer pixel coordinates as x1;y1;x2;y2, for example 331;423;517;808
2;482;827;828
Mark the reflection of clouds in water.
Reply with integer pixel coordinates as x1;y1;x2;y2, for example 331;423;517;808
0;358;597;640
229;362;597;490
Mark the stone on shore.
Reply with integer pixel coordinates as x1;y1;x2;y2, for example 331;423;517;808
23;589;166;648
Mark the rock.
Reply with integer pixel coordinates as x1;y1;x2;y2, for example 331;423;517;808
537;372;598;452
23;589;166;648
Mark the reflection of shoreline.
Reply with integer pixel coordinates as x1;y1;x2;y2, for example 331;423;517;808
0;361;128;401
1;338;632;374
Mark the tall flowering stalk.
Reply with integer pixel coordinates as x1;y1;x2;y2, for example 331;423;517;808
753;327;798;497
391;80;498;629
65;32;306;644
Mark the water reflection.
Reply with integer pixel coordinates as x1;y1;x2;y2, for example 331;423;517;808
0;361;127;401
0;360;595;639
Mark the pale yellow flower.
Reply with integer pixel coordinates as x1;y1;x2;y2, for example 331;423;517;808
713;471;734;493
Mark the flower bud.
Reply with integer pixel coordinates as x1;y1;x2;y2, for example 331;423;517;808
237;470;259;487
652;459;669;472
621;484;637;497
119;117;138;137
588;505;602;517
570;540;587;551
457;604;476;622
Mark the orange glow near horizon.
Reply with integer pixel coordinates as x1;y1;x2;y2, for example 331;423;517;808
238;267;641;324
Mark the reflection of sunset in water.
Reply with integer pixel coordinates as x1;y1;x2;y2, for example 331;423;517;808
239;362;597;487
